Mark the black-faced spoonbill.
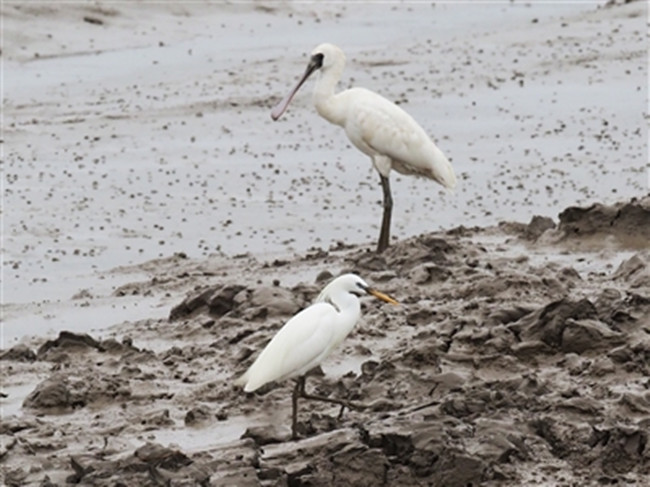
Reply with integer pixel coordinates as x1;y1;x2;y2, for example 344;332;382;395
271;43;457;253
237;273;398;439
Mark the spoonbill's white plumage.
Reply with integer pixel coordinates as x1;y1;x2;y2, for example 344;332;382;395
271;43;457;253
237;273;398;439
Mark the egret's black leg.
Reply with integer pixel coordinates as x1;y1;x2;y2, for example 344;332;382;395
378;175;393;253
291;377;304;440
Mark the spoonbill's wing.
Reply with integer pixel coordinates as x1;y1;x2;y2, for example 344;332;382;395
342;88;456;189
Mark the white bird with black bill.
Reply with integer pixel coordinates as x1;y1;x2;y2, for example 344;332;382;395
271;43;457;253
237;273;398;439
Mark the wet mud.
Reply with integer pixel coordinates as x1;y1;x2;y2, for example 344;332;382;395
2;197;649;486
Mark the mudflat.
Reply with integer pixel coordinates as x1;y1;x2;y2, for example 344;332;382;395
2;1;648;486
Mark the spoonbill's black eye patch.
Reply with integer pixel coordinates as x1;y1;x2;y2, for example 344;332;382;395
311;53;324;68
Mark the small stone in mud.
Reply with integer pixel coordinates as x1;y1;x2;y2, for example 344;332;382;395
140;409;174;429
316;269;334;282
208;284;247;316
134;442;192;470
0;344;36;362
560;318;623;353
612;251;650;289
23;379;71;410
242;424;289;446
39;475;57;487
100;337;138;353
523;215;555;240
361;421;415;462
409;263;451;284
37;330;103;359
0;417;37;435
347;250;388;271
513;298;599;350
185;404;212;426
201;319;216;329
485;306;533;326
248;286;301;317
169;286;215;320
419;235;454;254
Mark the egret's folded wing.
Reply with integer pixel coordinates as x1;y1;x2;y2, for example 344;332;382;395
242;303;336;392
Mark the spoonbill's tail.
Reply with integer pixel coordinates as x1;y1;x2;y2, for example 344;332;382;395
430;145;457;191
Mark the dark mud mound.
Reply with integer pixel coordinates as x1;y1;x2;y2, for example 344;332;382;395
0;344;36;362
169;282;307;322
66;442;198;485
21;332;153;412
499;196;650;246
558;195;650;244
499;215;557;242
23;371;133;411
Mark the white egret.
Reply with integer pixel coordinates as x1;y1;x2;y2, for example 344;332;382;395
237;273;398;439
271;43;457;253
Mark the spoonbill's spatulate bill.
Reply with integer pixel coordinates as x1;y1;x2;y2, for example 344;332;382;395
271;43;457;253
237;273;398;439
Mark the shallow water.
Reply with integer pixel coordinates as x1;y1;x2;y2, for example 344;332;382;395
4;2;645;319
149;417;252;451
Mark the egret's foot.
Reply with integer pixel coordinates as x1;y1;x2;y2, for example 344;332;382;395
291;430;305;441
339;399;368;419
293;376;367;435
301;391;367;419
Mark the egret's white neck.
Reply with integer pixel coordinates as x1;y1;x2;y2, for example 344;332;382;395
327;290;361;339
312;66;346;127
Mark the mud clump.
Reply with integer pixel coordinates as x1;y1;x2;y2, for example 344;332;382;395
66;442;198;485
23;371;132;411
612;251;650;289
558;195;650;243
169;282;304;321
22;379;73;410
169;283;246;320
523;215;556;240
37;330;104;358
0;344;36;362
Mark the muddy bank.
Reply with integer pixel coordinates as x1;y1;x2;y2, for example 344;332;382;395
1;197;649;486
557;196;650;245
